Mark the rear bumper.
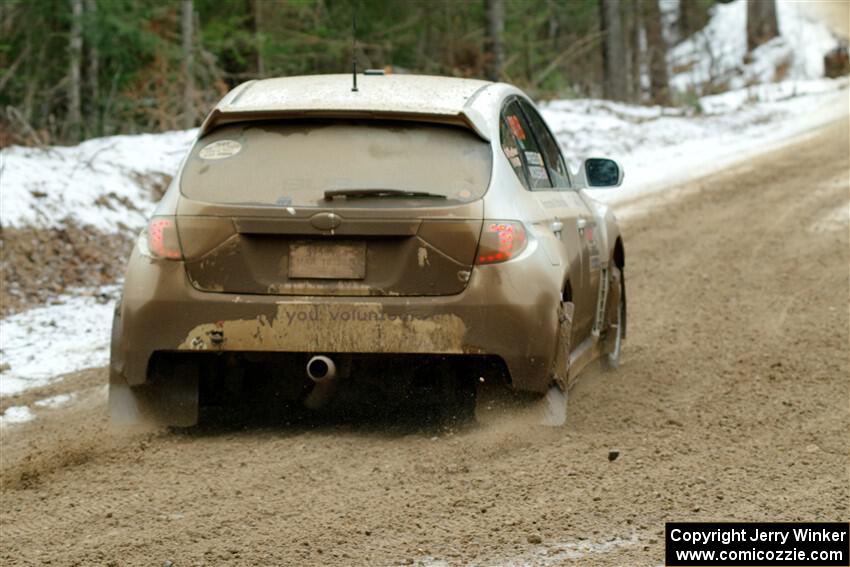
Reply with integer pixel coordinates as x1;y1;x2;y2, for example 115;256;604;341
110;245;562;394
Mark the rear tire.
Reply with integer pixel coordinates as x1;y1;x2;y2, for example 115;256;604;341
601;271;625;371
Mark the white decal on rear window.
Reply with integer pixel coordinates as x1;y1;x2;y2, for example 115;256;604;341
525;151;544;166
199;139;242;160
529;165;548;180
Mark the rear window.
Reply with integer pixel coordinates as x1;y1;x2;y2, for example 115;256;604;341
180;120;492;207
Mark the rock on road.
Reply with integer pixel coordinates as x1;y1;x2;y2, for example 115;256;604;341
1;119;848;566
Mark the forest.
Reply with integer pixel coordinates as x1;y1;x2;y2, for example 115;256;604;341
1;0;787;147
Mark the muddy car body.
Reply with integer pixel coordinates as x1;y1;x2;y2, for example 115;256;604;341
109;74;626;426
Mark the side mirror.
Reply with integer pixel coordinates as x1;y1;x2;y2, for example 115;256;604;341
583;158;623;188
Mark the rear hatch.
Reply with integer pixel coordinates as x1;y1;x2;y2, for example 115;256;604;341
176;119;491;296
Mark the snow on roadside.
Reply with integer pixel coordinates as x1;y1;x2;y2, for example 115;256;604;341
541;78;849;210
0;405;35;426
668;0;840;95
0;285;120;397
33;392;75;409
0;130;196;232
1;393;81;426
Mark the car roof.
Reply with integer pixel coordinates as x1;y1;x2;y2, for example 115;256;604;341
218;73;493;115
201;74;497;140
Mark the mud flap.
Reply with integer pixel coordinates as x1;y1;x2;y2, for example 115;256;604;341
474;302;574;427
474;381;570;427
533;386;569;426
109;365;199;427
551;301;574;390
533;300;574;426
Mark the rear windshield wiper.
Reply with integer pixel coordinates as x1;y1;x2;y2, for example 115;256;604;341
324;188;447;201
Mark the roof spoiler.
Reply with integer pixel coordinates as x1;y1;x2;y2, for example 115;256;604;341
197;108;491;142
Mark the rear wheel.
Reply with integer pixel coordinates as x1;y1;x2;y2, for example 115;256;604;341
601;269;625;370
474;301;573;428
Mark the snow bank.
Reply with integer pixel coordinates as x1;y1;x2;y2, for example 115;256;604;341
0;285;119;396
0;130;196;232
0;394;78;427
0;405;35;426
541;78;848;208
669;0;841;95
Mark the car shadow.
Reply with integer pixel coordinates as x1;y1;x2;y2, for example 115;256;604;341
173;394;478;439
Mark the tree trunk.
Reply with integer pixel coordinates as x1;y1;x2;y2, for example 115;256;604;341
644;0;669;105
0;2;12;39
629;0;643;103
678;0;691;41
523;21;532;83
599;0;628;101
484;0;504;81
747;0;779;52
68;0;83;141
443;5;454;71
546;0;559;52
181;0;196;128
418;3;433;72
85;0;99;136
251;0;264;77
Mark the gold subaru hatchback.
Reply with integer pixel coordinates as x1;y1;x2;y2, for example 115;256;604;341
110;73;626;426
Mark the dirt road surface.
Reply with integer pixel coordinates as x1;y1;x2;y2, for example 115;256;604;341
1;119;848;566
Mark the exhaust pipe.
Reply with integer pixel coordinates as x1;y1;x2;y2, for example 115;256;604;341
304;355;338;410
306;355;336;383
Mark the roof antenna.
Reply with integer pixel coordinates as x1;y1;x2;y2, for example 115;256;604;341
351;8;358;92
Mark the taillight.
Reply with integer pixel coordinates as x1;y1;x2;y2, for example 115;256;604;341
476;221;528;265
146;216;182;260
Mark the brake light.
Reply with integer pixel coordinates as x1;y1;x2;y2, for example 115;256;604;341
146;216;182;260
476;221;528;264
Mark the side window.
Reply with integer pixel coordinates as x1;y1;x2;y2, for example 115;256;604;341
500;100;552;190
500;118;529;189
518;99;571;188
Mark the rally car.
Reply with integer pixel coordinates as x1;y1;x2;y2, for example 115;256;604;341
109;73;626;426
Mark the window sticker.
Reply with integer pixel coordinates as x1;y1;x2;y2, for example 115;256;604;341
529;165;548;180
506;115;526;140
503;145;519;159
509;156;522;168
199;139;242;160
524;151;544;166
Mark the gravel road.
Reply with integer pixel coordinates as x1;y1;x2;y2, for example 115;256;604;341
1;119;848;567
